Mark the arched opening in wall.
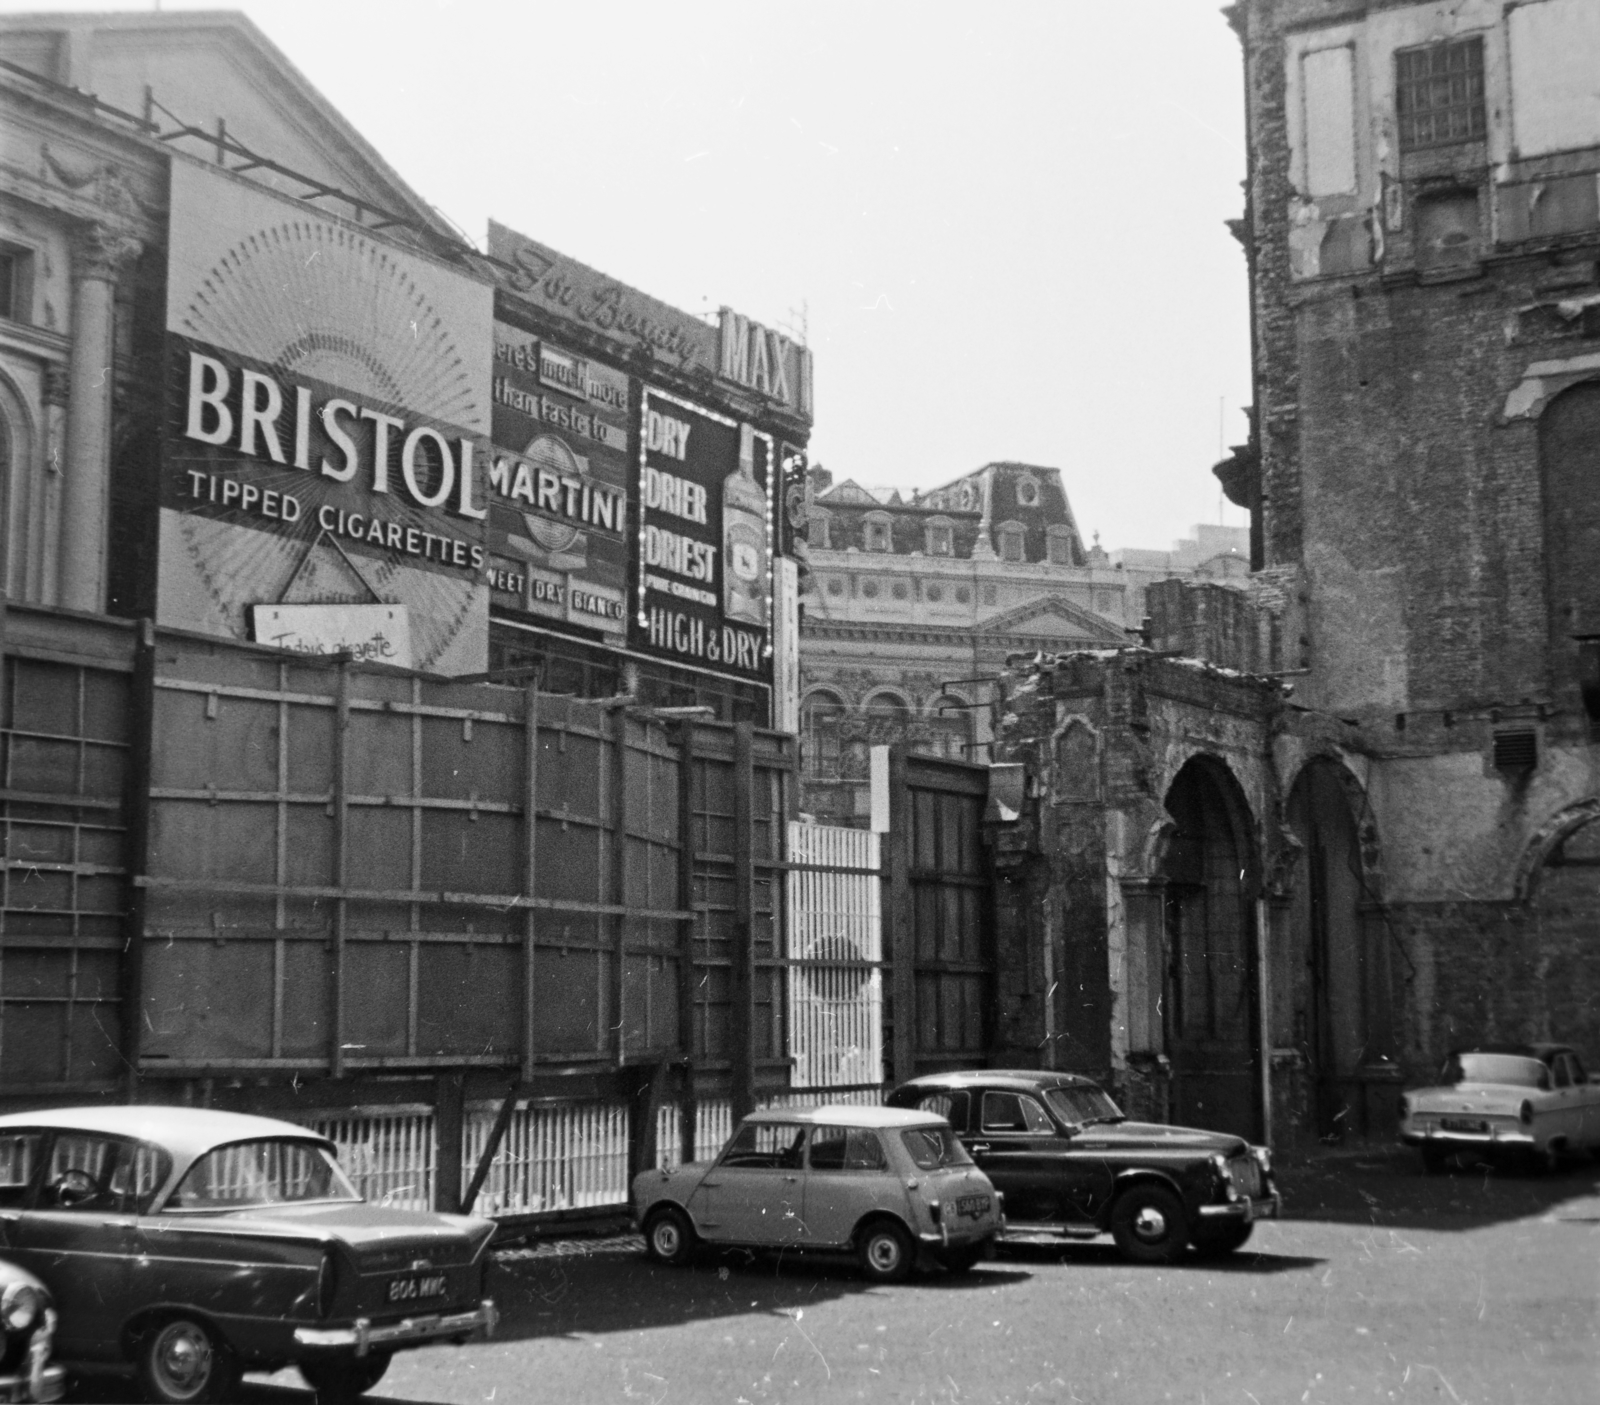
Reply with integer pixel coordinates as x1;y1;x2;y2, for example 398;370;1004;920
1284;759;1394;1143
1160;756;1260;1139
1539;381;1600;729
800;690;847;780
1521;815;1600;1055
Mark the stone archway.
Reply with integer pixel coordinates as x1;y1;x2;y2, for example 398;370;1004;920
1504;805;1600;1054
1159;755;1261;1139
1283;757;1394;1141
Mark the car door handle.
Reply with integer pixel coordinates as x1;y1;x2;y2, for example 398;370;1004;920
784;1176;799;1183
968;1143;991;1155
700;1178;721;1188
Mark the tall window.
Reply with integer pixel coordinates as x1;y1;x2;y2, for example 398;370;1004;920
996;522;1025;562
925;518;954;556
0;249;26;323
1396;36;1485;151
864;514;893;552
802;691;847;778
1046;526;1074;566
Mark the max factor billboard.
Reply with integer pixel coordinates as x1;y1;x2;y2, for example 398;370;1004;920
159;159;494;674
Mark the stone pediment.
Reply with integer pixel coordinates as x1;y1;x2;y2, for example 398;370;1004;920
817;480;880;505
980;594;1126;643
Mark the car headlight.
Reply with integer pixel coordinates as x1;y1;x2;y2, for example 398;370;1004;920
0;1281;41;1333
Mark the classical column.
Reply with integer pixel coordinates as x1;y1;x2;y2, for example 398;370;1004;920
60;222;141;614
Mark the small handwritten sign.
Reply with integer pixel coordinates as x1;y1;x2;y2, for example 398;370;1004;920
249;604;413;669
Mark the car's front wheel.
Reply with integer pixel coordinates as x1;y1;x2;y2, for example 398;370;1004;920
300;1353;393;1404
136;1316;240;1405
1109;1184;1190;1265
1191;1221;1254;1258
857;1219;914;1283
643;1205;698;1266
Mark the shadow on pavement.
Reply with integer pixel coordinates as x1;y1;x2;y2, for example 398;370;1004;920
484;1238;1030;1346
1277;1144;1600;1230
997;1239;1324;1274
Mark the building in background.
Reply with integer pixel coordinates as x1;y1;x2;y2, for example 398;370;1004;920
0;9;809;728
798;458;1247;824
983;0;1600;1153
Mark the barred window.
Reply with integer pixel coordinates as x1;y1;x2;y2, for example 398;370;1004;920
1396;37;1485;151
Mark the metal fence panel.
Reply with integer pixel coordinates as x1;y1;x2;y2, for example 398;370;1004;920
785;823;882;1088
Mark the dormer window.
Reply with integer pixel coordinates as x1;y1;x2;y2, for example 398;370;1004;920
996;521;1026;563
807;510;831;551
1046;525;1075;566
925;517;954;556
864;513;893;552
1014;473;1041;508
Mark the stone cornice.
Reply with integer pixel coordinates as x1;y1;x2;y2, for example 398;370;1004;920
802;617;1119;651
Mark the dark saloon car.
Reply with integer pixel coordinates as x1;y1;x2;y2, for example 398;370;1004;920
888;1071;1279;1264
0;1260;64;1402
0;1107;497;1404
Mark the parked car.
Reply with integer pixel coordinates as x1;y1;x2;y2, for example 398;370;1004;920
1399;1043;1600;1172
632;1105;1002;1281
886;1070;1280;1264
0;1259;65;1402
0;1106;497;1404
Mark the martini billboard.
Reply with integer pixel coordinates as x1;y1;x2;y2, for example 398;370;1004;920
158;158;495;675
485;322;630;642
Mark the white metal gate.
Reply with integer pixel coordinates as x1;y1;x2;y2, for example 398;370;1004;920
785;822;883;1089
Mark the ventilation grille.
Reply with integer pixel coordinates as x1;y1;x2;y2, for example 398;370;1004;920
1492;728;1538;772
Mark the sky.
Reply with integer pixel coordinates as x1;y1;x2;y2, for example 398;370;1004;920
15;0;1254;553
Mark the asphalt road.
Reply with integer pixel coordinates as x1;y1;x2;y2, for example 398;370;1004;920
82;1149;1600;1405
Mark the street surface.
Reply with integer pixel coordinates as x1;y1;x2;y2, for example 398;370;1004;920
83;1150;1600;1405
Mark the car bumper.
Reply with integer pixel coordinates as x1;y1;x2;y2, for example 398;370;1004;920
1401;1128;1534;1150
1196;1192;1280;1223
0;1362;65;1405
294;1300;498;1358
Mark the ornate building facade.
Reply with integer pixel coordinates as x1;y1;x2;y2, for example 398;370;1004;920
797;459;1247;823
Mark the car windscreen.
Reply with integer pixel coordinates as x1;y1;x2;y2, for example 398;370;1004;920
1439;1053;1549;1089
900;1126;973;1171
165;1138;360;1210
1044;1086;1125;1127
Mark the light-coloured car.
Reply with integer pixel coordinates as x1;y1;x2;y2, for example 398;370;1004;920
632;1105;1001;1282
1399;1043;1600;1172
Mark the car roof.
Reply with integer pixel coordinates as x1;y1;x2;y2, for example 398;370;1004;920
897;1069;1103;1092
1451;1044;1572;1061
743;1105;947;1129
0;1105;333;1161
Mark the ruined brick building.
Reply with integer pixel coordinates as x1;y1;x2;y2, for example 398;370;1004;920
987;0;1600;1150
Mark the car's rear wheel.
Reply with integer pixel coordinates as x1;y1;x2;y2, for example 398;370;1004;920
300;1353;393;1404
1109;1184;1189;1265
857;1219;914;1283
136;1316;239;1405
1191;1222;1254;1258
643;1205;697;1266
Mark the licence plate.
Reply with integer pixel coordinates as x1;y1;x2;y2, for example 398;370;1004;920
387;1273;448;1304
953;1194;991;1220
1439;1118;1488;1133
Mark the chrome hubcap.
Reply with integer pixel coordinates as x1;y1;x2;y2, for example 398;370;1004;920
153;1322;213;1397
1132;1206;1168;1241
653;1221;681;1256
867;1235;901;1271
